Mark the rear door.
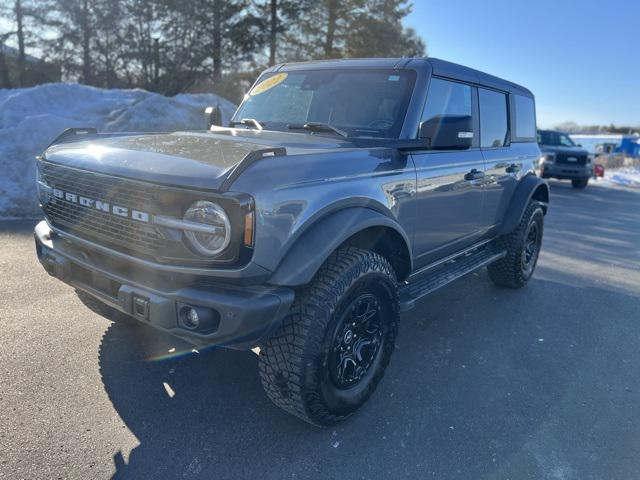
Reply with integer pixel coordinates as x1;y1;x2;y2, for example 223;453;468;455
478;88;521;229
410;77;486;269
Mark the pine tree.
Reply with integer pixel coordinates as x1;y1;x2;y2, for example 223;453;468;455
93;0;128;88
120;0;162;89
45;0;98;84
256;0;305;66
291;0;424;60
0;32;13;88
0;1;16;87
289;0;362;59
2;0;427;94
0;0;50;86
346;0;425;58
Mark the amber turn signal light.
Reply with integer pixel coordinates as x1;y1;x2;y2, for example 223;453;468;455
243;211;254;246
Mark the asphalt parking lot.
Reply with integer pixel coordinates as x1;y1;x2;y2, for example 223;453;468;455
1;179;639;480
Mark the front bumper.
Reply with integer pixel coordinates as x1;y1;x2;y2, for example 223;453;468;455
540;163;591;180
34;221;294;349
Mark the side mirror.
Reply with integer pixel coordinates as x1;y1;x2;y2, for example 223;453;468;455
576;144;583;148
205;105;223;129
419;115;473;150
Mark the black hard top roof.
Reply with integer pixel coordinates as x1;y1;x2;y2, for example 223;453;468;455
272;57;534;98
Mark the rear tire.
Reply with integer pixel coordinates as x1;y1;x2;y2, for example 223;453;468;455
258;247;399;426
572;178;589;189
488;201;544;289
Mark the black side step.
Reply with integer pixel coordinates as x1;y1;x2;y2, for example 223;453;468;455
399;241;506;312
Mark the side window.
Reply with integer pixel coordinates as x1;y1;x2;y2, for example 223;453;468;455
537;130;554;145
420;78;473;150
479;88;509;148
514;95;536;139
558;133;575;147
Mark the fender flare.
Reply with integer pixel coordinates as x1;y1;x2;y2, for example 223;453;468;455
268;207;412;287
498;174;549;235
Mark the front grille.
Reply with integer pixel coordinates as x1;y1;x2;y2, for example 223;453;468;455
39;161;165;257
37;160;250;267
555;153;587;166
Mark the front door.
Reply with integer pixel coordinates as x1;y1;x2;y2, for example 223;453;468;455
411;77;486;269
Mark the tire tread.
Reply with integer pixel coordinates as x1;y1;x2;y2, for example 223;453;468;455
258;246;399;426
487;201;543;289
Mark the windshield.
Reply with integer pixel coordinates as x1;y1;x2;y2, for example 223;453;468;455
233;69;416;138
538;130;576;147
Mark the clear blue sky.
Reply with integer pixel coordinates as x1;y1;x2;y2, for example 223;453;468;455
404;0;640;128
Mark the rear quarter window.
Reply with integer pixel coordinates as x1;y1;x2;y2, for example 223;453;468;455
513;95;536;140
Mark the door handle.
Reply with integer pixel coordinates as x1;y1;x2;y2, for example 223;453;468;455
506;163;521;173
464;169;485;181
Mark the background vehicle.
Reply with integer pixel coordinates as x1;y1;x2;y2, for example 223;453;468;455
537;129;592;188
34;58;548;425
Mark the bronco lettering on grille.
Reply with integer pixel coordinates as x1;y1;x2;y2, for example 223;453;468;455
49;187;150;223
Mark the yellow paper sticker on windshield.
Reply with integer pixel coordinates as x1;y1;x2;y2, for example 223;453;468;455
250;73;288;96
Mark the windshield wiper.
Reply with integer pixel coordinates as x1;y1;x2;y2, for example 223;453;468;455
287;122;348;138
229;118;264;130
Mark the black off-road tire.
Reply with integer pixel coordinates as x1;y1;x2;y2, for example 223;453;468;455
571;178;589;189
258;247;400;426
488;201;544;289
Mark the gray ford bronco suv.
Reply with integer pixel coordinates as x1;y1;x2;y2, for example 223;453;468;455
34;58;548;426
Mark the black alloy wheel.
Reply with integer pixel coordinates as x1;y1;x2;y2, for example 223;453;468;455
328;293;384;389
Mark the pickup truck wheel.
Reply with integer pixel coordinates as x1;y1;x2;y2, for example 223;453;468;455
258;247;399;426
572;178;589;189
488;201;544;289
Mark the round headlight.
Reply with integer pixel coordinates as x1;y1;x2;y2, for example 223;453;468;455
183;201;231;256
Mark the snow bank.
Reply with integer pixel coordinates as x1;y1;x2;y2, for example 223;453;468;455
0;83;236;218
601;167;640;189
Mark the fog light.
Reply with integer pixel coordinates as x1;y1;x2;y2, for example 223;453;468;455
178;304;221;334
183;307;200;330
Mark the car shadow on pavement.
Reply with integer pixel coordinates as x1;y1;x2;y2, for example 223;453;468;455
100;268;640;479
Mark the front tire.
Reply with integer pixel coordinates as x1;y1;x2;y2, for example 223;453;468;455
258;247;399;426
572;178;589;189
488;201;544;289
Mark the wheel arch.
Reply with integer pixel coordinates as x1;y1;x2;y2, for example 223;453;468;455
497;175;549;235
531;182;550;205
267;207;413;286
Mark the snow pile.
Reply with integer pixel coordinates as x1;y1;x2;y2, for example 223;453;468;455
601;167;640;189
0;83;236;218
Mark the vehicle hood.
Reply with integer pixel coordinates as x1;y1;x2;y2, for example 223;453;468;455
42;129;358;191
539;145;589;157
